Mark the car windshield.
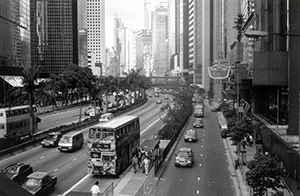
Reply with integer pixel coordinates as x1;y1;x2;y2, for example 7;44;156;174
24;178;41;187
60;136;72;143
3;165;19;174
186;133;195;136
46;134;57;140
178;151;190;157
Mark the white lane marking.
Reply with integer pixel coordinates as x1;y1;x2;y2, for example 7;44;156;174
201;145;204;148
198;177;200;181
197;190;200;194
62;174;91;196
53;168;59;172
141;114;166;134
73;158;77;161
199;163;202;167
40;156;44;159
200;154;203;157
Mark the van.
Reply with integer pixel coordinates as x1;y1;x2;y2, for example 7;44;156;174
58;131;84;152
99;113;114;122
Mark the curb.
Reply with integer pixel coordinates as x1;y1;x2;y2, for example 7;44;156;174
224;137;249;196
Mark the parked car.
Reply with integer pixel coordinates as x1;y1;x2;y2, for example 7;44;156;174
164;95;169;99
154;93;160;97
1;163;33;185
193;119;204;128
184;129;197;142
156;99;162;104
174;147;194;167
22;172;57;196
41;132;62;147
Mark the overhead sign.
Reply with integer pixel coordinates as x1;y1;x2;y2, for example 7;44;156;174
207;63;230;80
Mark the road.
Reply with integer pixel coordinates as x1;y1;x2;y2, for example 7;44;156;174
150;103;236;196
0;96;171;195
37;105;90;132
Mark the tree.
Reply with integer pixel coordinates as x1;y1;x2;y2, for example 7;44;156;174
22;65;41;135
158;86;194;139
246;154;286;196
233;12;245;42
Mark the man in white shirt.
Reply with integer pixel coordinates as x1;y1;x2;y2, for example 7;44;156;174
90;181;101;196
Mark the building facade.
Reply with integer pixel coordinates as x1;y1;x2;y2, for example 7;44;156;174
87;0;105;70
30;0;87;77
152;3;169;76
0;0;31;103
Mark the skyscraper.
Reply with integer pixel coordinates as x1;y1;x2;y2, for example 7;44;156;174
87;0;105;72
0;0;31;69
0;0;31;103
30;0;87;77
152;3;169;76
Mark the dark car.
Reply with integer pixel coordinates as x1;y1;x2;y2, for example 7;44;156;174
2;163;33;184
184;129;197;142
174;147;194;167
193;119;204;128
22;172;57;196
41;132;62;147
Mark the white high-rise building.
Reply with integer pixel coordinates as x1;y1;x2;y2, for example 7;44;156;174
87;0;106;71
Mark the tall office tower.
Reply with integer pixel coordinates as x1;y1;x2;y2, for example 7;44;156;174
136;29;152;76
168;0;180;76
87;0;105;73
113;14;123;77
0;0;31;103
152;4;169;76
0;0;31;70
144;0;152;30
119;24;136;76
30;0;87;77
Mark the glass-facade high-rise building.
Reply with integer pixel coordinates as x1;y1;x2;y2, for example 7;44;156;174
0;0;31;69
0;0;31;103
30;0;87;77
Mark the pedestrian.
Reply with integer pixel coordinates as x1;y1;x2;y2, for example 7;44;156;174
248;134;253;147
234;156;240;170
132;154;138;173
90;181;101;196
143;157;150;175
137;149;142;168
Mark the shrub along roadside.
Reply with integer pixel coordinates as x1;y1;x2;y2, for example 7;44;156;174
221;106;286;195
157;86;194;139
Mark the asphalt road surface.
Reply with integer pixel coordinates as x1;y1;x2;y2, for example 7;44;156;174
150;103;236;196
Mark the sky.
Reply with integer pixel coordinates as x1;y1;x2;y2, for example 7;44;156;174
105;0;145;48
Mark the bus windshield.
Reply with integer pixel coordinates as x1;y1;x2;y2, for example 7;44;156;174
89;128;114;139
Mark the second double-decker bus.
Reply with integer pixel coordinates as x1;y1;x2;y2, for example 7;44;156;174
87;115;140;176
0;105;38;140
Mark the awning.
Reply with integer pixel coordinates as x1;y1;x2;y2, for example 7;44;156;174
0;75;23;87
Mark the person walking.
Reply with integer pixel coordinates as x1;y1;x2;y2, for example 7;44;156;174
137;149;142;168
143;157;150;175
132;154;138;173
91;181;101;196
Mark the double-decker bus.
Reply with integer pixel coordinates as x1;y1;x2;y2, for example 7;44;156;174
87;115;140;176
0;105;38;140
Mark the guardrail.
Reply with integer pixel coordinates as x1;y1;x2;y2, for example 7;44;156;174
0;99;148;160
